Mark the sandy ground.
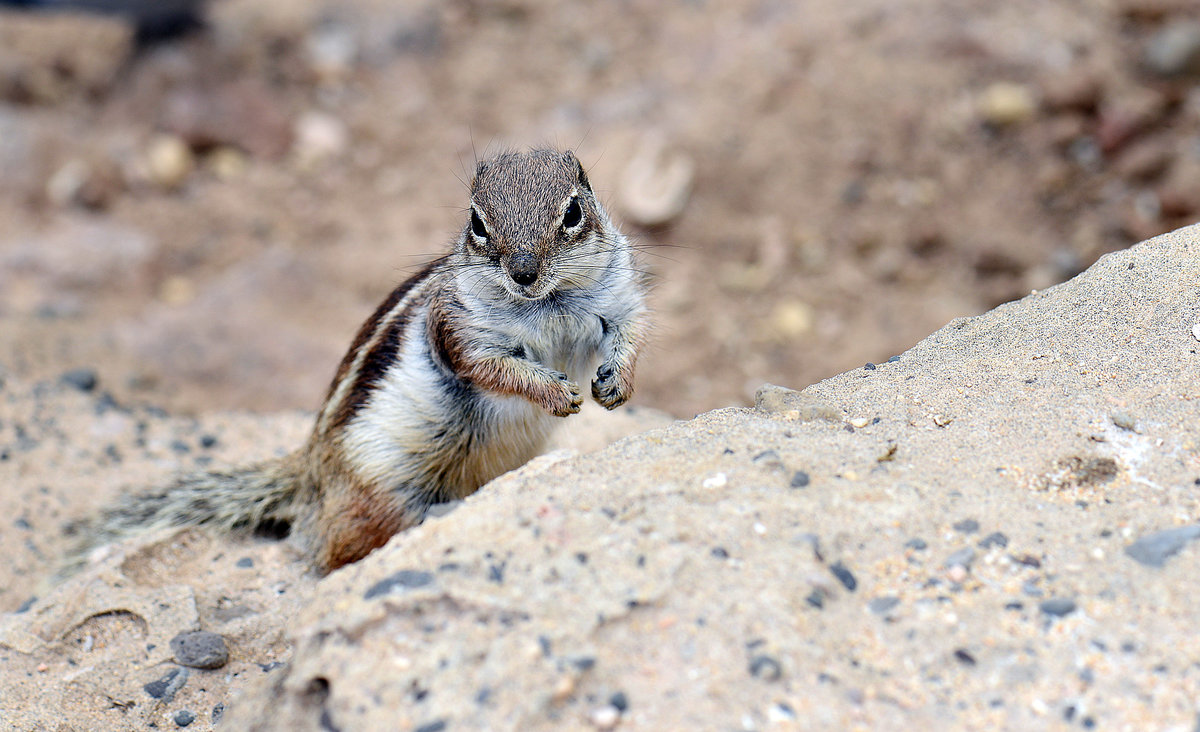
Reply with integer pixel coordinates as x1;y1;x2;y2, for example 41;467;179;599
2;225;1198;730
3;0;1200;729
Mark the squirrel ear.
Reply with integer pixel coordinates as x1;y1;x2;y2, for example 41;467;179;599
567;151;592;193
472;159;489;189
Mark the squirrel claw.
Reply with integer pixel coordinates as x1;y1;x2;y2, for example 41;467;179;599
591;363;630;410
546;373;583;417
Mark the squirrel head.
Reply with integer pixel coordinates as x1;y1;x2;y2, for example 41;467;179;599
459;149;610;301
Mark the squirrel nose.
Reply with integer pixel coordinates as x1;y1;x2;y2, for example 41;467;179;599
508;255;539;287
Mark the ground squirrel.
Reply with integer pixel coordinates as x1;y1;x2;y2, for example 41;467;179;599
65;149;647;575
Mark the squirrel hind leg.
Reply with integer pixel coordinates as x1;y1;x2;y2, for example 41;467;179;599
312;475;422;572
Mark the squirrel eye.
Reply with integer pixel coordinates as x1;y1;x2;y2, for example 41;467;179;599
562;197;582;229
470;209;488;239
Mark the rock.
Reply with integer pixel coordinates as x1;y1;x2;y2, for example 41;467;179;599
952;519;980;534
8;225;1200;730
770;300;815;338
748;655;782;681
1143;21;1200;78
1124;525;1200;567
978;82;1037;127
1039;598;1078;617
945;547;976;570
1039;69;1102;113
0;219;155;306
0;11;133;103
1113;141;1173;182
868;596;900;615
173;709;196;728
162;80;293;160
617;137;694;226
977;532;1009;550
206;146;248;180
829;561;857;591
362;569;434;599
59;368;98;392
145;134;194;190
292;111;349;168
170;630;229;669
1096;89;1167;154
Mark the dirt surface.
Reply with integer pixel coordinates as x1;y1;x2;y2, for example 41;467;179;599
2;0;1198;420
3;225;1197;731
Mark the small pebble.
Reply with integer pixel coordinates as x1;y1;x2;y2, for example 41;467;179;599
748;654;782;681
953;648;977;666
887;355;901;363
1111;411;1138;432
1124;525;1200;567
1040;598;1078;617
829;561;857;591
953;519;980;534
236;557;254;568
905;538;928;551
789;471;810;488
199;435;218;449
978;532;1009;549
211;704;225;724
1192;323;1200;342
146;134;195;190
143;667;189;702
701;472;728;489
609;691;629;712
863;362;876;371
979;82;1036;126
868;596;900;615
752;449;782;465
589;705;620;729
174;709;196;728
363;569;435;599
618;138;694;226
1143;21;1200;78
170;631;229;670
944;547;976;569
60;368;98;392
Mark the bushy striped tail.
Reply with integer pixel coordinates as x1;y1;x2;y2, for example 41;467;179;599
58;455;307;580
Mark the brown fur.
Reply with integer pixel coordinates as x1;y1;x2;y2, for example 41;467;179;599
64;149;647;578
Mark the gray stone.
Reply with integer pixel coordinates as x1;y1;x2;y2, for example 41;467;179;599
169;631;229;670
1125;525;1200;568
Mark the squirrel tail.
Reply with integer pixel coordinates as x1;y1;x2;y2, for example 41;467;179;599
58;455;309;579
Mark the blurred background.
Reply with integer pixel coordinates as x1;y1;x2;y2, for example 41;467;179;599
0;0;1197;419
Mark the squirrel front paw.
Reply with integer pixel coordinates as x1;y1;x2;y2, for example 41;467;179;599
543;372;583;417
591;362;633;410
